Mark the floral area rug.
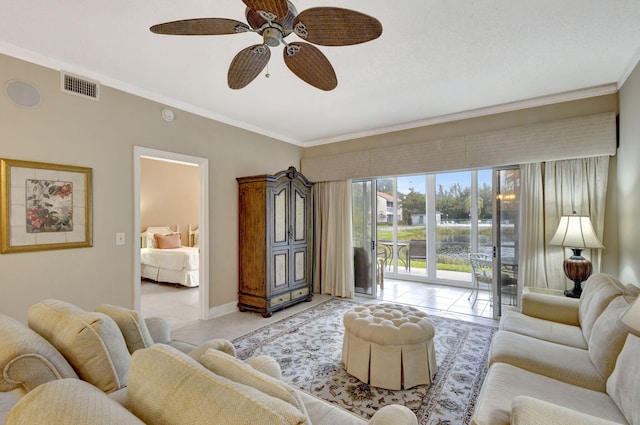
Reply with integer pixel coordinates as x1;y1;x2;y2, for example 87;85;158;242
232;298;497;425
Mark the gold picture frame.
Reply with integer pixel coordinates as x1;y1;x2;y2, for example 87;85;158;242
1;159;92;253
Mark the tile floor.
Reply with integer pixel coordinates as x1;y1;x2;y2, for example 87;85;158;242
142;278;502;346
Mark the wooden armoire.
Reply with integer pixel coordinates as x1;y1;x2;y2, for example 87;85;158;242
237;167;314;317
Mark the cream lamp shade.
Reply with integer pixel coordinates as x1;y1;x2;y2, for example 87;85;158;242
549;212;604;298
620;295;640;336
549;213;604;249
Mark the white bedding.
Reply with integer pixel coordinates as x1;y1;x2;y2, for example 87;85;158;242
140;226;200;287
140;247;199;272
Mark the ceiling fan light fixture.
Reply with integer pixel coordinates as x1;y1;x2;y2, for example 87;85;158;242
262;27;282;47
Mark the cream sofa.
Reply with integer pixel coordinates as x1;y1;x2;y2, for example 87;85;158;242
1;299;417;425
471;273;640;425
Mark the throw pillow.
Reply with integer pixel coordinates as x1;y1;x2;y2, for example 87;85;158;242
607;333;640;425
154;233;181;249
95;304;155;353
27;299;130;393
198;349;307;417
128;344;310;425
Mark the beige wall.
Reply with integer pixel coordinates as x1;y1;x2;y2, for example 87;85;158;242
0;53;302;322
140;158;199;244
617;60;640;284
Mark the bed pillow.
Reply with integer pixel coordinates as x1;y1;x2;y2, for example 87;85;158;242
146;232;157;248
154;233;181;249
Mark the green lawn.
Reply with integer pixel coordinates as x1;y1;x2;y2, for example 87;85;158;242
377;225;487;273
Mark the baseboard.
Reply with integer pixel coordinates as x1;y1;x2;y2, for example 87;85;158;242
208;301;238;319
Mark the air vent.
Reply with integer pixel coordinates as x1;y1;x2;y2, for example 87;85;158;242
60;72;99;101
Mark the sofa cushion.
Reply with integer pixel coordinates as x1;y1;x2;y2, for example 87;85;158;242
95;304;155;354
579;273;625;342
27;299;130;393
489;330;605;391
295;389;367;425
588;296;631;380
511;396;625;425
471;363;628;425
198;348;308;417
607;333;640;425
0;314;78;392
499;309;587;349
128;344;311;425
5;379;144;425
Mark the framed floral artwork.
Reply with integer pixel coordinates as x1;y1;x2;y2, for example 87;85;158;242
1;159;92;253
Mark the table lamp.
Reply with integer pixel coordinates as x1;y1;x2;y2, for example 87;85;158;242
549;212;604;298
620;295;640;336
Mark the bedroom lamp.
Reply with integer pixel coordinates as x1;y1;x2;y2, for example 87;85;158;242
620;295;640;336
549;212;604;299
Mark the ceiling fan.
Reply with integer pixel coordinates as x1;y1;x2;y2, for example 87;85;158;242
150;0;382;91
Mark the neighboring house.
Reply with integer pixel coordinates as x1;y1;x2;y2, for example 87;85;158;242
410;212;442;225
376;192;402;224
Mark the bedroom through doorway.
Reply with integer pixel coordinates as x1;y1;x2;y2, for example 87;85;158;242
133;147;210;329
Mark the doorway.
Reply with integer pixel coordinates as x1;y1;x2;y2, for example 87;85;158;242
133;146;210;322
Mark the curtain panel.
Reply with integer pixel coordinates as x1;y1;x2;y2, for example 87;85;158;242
312;180;354;297
520;156;609;290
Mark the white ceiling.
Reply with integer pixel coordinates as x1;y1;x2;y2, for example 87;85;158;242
2;1;640;146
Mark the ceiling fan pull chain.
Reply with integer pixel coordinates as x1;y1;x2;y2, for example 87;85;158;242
294;22;308;39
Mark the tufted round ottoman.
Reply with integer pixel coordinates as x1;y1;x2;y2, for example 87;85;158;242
342;303;437;390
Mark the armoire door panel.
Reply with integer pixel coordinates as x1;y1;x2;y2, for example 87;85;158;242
273;251;288;288
294;189;306;241
273;187;288;244
293;249;306;282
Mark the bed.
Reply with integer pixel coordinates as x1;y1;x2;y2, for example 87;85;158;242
140;226;199;287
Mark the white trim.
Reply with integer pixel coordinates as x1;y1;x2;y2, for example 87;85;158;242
304;84;618;147
133;146;210;320
208;301;239;320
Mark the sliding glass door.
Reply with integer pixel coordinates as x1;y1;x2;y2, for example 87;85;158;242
376;171;493;288
352;179;378;297
493;167;520;318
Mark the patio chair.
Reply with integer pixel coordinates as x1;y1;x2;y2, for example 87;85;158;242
406;240;426;271
469;253;493;307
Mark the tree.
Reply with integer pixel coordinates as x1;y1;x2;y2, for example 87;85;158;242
402;188;425;225
377;178;394;195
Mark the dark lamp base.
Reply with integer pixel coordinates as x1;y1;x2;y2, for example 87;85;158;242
563;248;593;299
564;284;582;298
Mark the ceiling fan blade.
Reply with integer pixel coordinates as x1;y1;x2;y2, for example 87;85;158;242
242;0;290;20
228;44;271;89
150;18;249;35
283;42;337;91
293;7;383;46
